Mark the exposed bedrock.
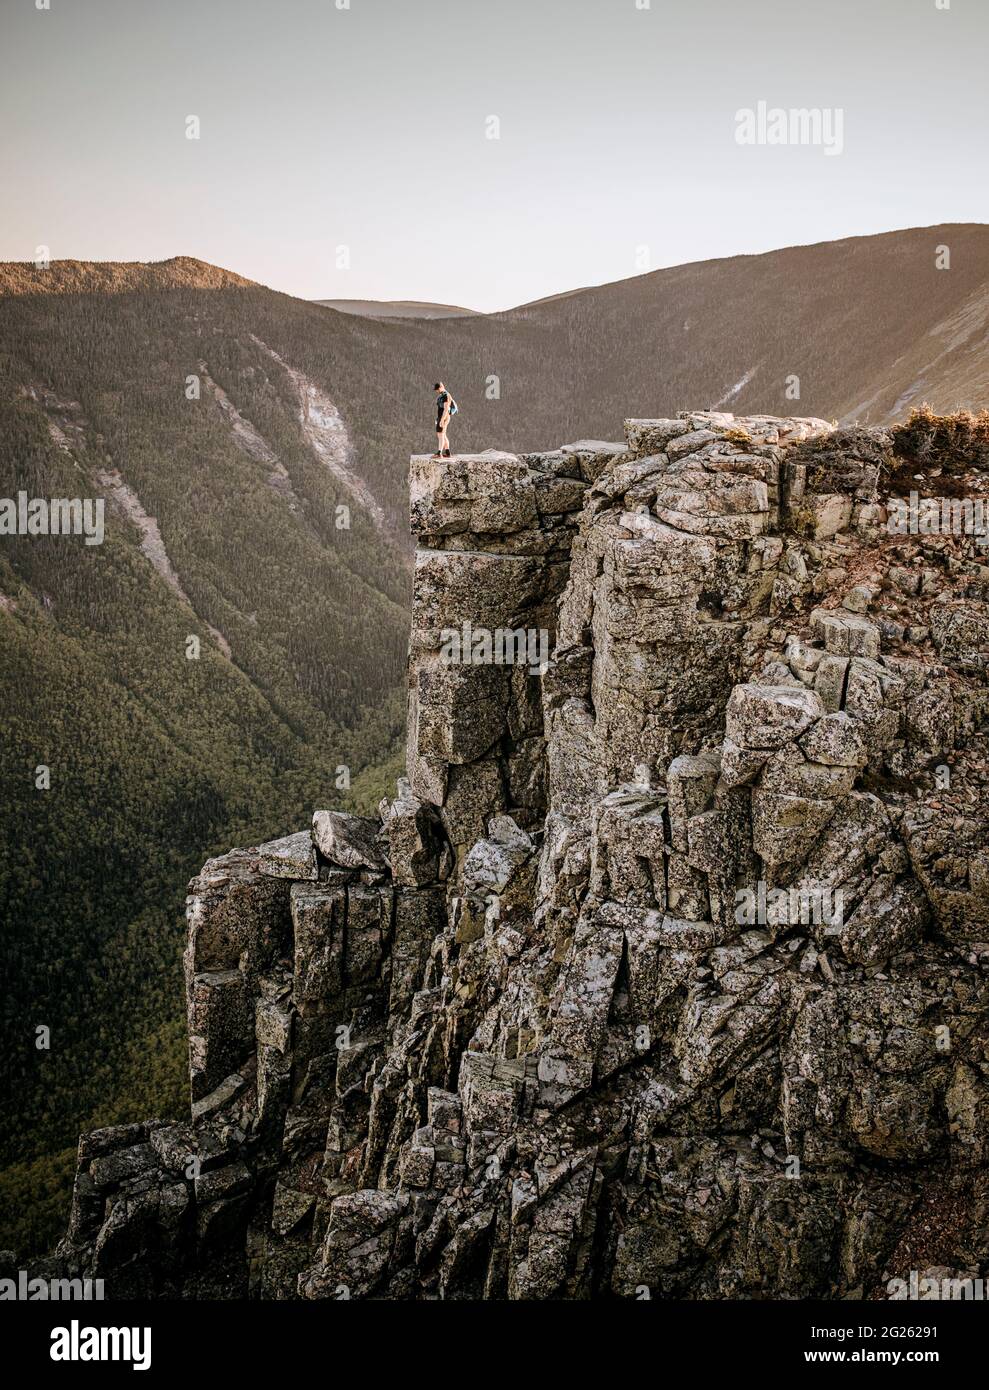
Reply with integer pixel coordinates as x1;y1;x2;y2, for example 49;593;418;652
41;414;989;1300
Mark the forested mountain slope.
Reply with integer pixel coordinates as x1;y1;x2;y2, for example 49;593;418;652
0;271;409;1254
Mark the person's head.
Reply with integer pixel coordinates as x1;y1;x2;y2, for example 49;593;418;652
433;381;444;393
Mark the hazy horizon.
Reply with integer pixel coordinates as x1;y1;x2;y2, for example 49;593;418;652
3;0;988;312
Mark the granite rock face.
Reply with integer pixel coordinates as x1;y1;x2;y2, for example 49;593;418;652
43;416;989;1299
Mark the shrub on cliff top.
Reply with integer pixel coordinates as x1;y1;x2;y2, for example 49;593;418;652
892;404;989;474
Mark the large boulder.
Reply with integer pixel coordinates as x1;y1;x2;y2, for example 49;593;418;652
311;810;387;871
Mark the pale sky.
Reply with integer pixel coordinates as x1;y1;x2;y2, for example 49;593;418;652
2;0;987;312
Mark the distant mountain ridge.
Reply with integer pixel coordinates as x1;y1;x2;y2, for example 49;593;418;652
315;298;480;320
7;223;989;427
0;255;256;296
311;223;989;427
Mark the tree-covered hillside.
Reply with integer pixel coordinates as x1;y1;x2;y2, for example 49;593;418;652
0;277;409;1257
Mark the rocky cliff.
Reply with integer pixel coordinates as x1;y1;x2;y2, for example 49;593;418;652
40;412;989;1299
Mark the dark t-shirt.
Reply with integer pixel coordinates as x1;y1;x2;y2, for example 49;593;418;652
436;391;450;426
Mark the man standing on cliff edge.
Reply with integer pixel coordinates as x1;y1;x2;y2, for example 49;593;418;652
433;382;457;458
